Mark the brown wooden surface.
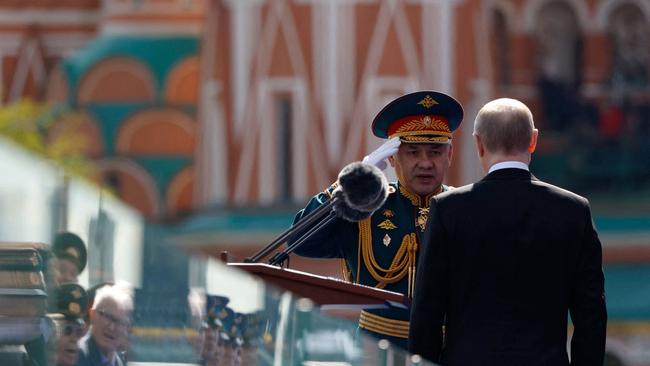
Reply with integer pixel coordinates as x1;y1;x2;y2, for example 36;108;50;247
227;263;407;308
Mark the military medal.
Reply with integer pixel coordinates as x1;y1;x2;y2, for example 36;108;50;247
417;207;429;232
383;234;391;246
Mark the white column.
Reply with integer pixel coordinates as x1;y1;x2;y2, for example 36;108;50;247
195;1;228;206
230;0;257;138
421;0;460;94
461;2;491;185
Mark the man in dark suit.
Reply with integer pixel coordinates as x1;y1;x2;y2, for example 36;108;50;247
408;98;607;365
50;284;89;366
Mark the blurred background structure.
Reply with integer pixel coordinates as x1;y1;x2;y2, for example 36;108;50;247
0;0;648;364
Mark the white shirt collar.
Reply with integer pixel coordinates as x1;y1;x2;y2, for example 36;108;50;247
488;161;529;174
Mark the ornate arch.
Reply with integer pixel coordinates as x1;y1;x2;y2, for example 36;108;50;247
488;1;516;86
596;0;650;31
522;0;591;33
48;110;105;157
488;0;519;33
166;166;194;215
96;158;160;218
164;55;200;104
116;108;196;155
45;66;70;105
77;56;156;104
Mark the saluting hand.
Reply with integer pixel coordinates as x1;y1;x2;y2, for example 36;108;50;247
362;137;401;170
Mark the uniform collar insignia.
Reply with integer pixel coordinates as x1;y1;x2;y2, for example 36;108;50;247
398;183;421;206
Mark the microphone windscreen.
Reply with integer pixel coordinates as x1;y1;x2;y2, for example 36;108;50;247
331;189;373;222
337;162;389;213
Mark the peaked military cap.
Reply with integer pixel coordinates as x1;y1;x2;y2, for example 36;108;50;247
206;295;229;328
231;312;247;346
219;307;242;346
372;90;463;144
53;283;88;323
52;232;87;273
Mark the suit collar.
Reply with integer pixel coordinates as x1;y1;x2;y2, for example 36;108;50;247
488;161;529;173
482;167;534;181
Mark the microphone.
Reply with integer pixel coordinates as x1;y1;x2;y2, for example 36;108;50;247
332;162;389;222
250;162;389;265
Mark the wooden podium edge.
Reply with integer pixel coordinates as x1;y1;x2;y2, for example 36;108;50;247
227;262;407;308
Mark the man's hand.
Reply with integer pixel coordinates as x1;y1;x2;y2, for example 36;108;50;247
362;137;401;171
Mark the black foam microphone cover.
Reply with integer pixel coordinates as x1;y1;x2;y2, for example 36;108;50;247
331;189;373;222
336;161;389;216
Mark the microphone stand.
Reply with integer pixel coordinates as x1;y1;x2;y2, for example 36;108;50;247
267;210;339;266
246;196;338;263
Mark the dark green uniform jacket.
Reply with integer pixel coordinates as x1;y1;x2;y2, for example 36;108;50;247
291;181;449;348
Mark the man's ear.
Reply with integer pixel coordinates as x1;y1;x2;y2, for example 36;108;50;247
388;155;395;167
473;134;485;158
528;129;538;153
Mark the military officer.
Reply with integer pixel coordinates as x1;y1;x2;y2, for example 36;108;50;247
218;307;242;366
49;283;89;366
52;232;87;284
290;91;463;348
203;295;227;365
238;312;264;366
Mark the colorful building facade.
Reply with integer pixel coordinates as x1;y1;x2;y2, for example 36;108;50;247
1;1;649;363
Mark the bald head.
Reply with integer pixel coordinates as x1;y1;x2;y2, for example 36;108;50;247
474;98;535;155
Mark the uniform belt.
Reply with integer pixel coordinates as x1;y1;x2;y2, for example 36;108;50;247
358;310;409;339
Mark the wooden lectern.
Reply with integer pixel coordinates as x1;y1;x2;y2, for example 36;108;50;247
227;262;407;310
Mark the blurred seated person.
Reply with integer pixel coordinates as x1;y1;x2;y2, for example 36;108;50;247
238;312;263;366
49;283;89;366
77;283;132;366
187;289;207;363
202;295;227;366
52;233;87;284
84;282;129;361
218;307;242;366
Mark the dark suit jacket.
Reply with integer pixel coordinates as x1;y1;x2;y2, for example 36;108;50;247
76;334;124;366
408;168;607;366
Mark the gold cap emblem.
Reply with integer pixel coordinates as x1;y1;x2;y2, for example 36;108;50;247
69;302;81;315
418;95;438;108
65;247;80;259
